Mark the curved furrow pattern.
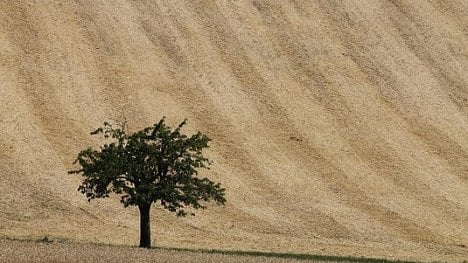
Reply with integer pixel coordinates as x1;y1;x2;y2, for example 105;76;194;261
0;0;467;261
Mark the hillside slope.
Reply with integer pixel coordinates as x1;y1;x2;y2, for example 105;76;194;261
0;0;467;261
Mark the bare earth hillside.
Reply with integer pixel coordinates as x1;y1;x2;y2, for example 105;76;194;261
0;1;467;261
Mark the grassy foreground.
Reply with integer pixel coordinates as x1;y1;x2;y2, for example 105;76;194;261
0;237;421;263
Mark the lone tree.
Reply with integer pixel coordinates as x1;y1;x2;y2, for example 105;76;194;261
69;118;226;248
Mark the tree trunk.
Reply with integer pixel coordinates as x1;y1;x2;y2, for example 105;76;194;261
138;204;151;248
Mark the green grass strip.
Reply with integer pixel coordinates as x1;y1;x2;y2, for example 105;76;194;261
154;246;421;263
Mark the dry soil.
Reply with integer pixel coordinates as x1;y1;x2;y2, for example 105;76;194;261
0;0;467;262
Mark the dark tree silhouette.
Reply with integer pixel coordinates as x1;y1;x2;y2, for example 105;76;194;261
69;118;226;248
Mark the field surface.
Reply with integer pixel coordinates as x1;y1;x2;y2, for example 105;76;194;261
0;238;323;263
0;0;467;262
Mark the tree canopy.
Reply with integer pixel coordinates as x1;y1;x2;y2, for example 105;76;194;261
69;118;226;247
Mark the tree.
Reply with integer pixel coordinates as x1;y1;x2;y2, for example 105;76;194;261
69;118;226;248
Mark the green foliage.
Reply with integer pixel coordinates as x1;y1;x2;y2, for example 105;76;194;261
69;118;226;217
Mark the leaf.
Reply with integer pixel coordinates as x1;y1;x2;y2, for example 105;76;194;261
69;117;226;216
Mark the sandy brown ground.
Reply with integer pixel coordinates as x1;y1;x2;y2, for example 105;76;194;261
0;239;320;263
0;0;467;262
